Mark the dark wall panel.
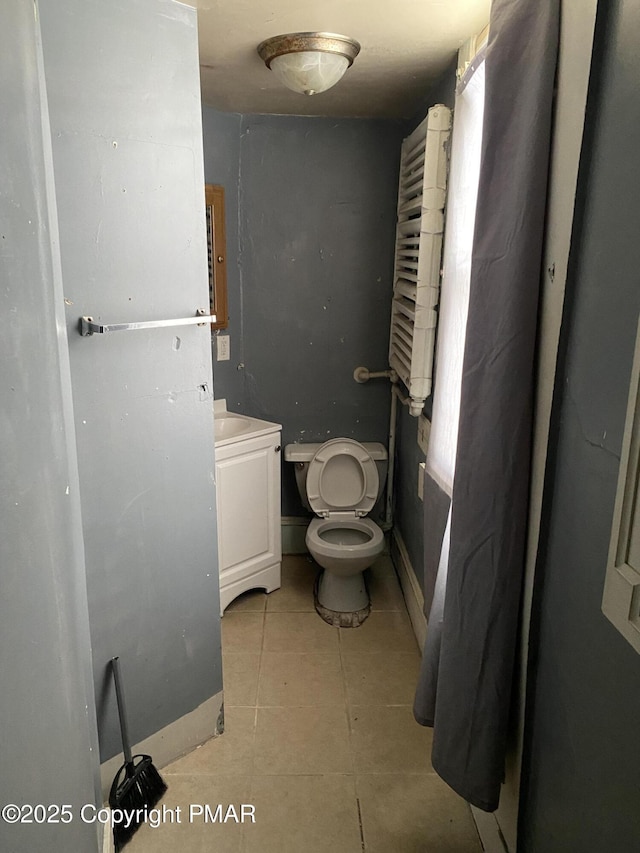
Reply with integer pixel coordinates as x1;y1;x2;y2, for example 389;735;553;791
520;1;640;848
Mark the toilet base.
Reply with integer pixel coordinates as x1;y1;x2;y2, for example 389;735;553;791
313;570;371;628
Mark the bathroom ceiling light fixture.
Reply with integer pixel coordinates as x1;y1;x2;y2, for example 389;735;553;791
257;32;361;97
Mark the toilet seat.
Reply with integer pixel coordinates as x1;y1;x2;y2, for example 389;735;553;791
305;515;384;579
306;438;379;518
306;516;384;563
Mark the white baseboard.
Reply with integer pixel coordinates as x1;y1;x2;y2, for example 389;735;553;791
100;689;224;801
391;532;510;853
471;806;510;853
391;529;427;651
102;820;114;853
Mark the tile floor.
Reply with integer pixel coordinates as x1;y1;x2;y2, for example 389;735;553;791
129;554;482;852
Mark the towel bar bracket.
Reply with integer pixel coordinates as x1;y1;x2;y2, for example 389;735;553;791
79;309;215;337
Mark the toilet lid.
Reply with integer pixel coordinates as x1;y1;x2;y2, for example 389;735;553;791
306;438;379;518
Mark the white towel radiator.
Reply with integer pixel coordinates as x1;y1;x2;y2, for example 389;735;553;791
388;104;452;416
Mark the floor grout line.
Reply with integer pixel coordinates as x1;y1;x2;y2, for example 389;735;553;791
356;795;366;852
201;557;479;853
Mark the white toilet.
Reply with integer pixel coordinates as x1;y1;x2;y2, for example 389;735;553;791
284;438;388;626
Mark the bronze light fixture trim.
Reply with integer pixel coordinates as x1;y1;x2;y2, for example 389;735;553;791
257;32;361;96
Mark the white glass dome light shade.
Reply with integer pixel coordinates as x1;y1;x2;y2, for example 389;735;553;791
257;32;361;97
270;51;350;96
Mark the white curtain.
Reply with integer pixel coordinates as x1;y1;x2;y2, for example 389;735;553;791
426;62;485;495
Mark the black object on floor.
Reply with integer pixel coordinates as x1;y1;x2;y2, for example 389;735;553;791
108;656;167;851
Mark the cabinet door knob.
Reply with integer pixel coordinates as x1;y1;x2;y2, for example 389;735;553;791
275;445;281;453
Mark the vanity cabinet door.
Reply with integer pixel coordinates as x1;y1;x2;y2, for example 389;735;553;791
215;432;281;611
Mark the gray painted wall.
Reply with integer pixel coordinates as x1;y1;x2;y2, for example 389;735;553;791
201;79;464;541
520;1;640;848
40;0;222;762
0;3;100;850
202;111;402;516
394;408;429;573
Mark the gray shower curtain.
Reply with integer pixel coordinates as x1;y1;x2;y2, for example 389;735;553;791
414;0;560;812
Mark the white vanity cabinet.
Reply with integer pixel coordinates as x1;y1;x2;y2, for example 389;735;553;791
214;407;282;614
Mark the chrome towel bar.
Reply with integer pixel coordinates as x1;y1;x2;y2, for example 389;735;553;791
79;309;214;336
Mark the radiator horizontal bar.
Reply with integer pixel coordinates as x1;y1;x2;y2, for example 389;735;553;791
392;329;414;354
392;313;414;335
400;177;424;198
396;270;419;284
398;197;423;217
397;220;422;237
404;135;426;163
392;333;413;363
397;258;419;270
402;151;425;178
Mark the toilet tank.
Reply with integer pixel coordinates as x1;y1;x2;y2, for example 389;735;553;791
284;441;388;512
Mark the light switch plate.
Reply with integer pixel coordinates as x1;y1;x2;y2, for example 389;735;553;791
217;335;230;362
417;414;431;456
418;462;425;501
